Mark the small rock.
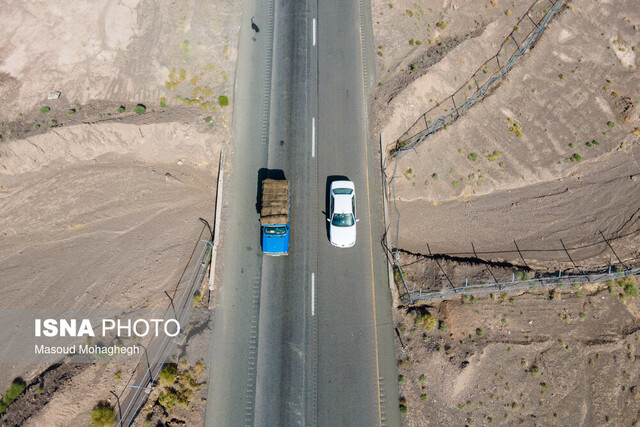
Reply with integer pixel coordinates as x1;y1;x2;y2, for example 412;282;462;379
47;91;61;100
177;160;183;165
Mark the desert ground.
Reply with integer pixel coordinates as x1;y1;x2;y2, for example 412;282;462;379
0;0;239;425
370;0;640;424
394;281;640;426
373;0;640;266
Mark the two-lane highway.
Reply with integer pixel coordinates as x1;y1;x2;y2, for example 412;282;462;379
206;0;400;424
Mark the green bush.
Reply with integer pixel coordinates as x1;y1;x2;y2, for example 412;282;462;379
117;106;125;113
415;312;436;331
586;139;600;147
134;104;146;114
66;109;76;115
438;320;448;334
90;401;115;426
487;151;502;161
218;96;229;106
393;266;404;283
467;153;478;162
204;116;213;123
159;363;178;386
399;404;408;413
619;277;638;297
158;389;178;409
157;384;193;410
476;328;485;337
0;379;26;414
40;106;50;113
569;153;582;162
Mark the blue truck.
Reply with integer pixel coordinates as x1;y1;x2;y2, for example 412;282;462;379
260;178;290;256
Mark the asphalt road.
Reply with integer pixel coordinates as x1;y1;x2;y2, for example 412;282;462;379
205;0;400;425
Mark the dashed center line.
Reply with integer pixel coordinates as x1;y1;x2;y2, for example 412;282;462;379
311;117;316;158
312;18;316;46
311;273;316;316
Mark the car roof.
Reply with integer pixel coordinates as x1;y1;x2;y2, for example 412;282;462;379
333;193;353;214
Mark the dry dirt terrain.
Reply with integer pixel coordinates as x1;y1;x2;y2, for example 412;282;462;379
0;0;240;425
370;0;640;425
394;281;640;426
373;0;640;266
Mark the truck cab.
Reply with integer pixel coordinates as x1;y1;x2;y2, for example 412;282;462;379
262;223;290;255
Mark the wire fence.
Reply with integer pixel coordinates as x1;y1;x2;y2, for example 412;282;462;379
391;0;565;154
116;236;212;426
376;0;634;305
401;263;640;304
389;224;640;304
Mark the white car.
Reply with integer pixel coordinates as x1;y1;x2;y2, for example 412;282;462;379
328;180;358;247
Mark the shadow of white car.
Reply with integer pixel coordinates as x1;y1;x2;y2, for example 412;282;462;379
327;180;358;247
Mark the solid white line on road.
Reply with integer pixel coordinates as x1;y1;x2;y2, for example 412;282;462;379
311;273;316;316
312;18;316;46
311;117;316;158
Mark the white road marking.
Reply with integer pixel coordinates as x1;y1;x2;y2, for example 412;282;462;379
311;117;316;158
312;18;316;46
311;273;316;316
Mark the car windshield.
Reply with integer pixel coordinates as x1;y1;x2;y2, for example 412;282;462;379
264;226;287;235
333;188;353;195
332;213;355;227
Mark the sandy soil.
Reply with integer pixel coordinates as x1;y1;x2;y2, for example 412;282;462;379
395;283;640;426
0;0;240;425
372;0;640;266
0;0;238;124
0;123;218;312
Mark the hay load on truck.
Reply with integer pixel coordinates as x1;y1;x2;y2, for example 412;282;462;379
260;178;290;256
